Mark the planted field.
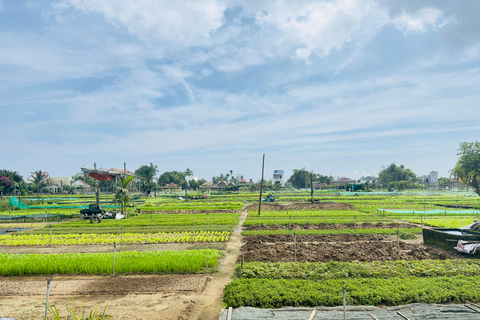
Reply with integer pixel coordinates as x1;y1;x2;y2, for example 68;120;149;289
0;249;221;276
51;213;240;229
236;260;480;280
400;217;476;228
242;228;421;236
0;231;230;246
240;234;448;262
224;276;480;308
141;201;243;211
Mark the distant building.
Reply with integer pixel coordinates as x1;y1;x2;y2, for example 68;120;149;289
358;176;375;183
71;180;91;190
273;170;284;185
216;181;228;187
330;178;356;187
50;177;70;189
422;171;438;185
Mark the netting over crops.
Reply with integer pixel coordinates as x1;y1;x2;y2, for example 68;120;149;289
378;208;480;214
221;304;480;320
0;213;62;220
8;197;118;210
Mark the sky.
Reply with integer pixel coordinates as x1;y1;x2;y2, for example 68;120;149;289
1;0;479;182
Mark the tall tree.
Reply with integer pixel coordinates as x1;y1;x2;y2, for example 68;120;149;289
451;141;480;196
157;171;186;186
377;164;417;187
135;163;158;194
116;175;135;215
287;168;310;189
0;170;23;196
31;170;49;193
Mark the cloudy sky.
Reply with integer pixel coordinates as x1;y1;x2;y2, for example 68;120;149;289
1;0;479;182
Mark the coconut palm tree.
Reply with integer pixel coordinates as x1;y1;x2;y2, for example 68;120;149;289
116;175;135;215
32;170;49;193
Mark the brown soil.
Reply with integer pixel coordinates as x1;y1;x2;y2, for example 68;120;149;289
0;275;210;320
245;222;418;230
0;211;249;320
245;202;356;211
240;234;450;262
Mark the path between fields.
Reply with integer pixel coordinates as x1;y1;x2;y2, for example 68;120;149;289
194;209;248;320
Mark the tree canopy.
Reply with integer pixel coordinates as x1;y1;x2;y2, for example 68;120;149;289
451;141;480;196
157;171;187;186
287;168;332;189
0;170;23;195
135;163;158;193
377;163;417;187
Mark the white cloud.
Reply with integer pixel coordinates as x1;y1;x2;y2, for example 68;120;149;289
59;0;226;47
250;0;388;60
392;7;446;33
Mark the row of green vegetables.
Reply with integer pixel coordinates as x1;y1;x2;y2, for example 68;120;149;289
242;228;421;236
224;276;480;308
53;213;240;228
225;260;480;308
0;231;230;246
0;249;221;276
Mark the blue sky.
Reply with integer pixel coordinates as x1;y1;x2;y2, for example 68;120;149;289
1;0;479;182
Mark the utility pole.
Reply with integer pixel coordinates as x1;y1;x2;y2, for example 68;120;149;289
310;173;314;203
258;154;265;216
94;162;100;206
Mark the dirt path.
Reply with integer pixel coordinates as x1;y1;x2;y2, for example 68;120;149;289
194;209;248;320
0;211;248;320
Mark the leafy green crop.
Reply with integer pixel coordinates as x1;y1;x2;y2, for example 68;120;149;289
224;276;480;308
0;231;230;246
236;260;480;280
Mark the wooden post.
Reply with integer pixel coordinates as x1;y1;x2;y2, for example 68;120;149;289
120;226;123;245
294;232;297;262
397;228;400;257
112;242;117;278
310;173;314;203
94;162;100;206
258;154;265;216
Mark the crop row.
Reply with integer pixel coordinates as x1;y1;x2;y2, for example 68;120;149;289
0;249;222;276
53;213;240;228
242;228;421;236
0;231;230;246
141;201;243;211
398;217;475;228
224;276;480;308
236;260;480;280
243;216;390;227
252;210;369;217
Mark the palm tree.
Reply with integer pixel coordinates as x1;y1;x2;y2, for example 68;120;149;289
32;170;49;193
116;175;135;215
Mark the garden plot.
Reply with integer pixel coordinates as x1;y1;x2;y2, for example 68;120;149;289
240;234;449;262
245;222;417;230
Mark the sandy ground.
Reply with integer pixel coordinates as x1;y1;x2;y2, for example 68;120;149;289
0;210;248;320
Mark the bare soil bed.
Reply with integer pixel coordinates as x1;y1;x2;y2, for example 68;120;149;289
245;222;418;230
240;234;450;262
245;202;356;211
0;275;211;320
